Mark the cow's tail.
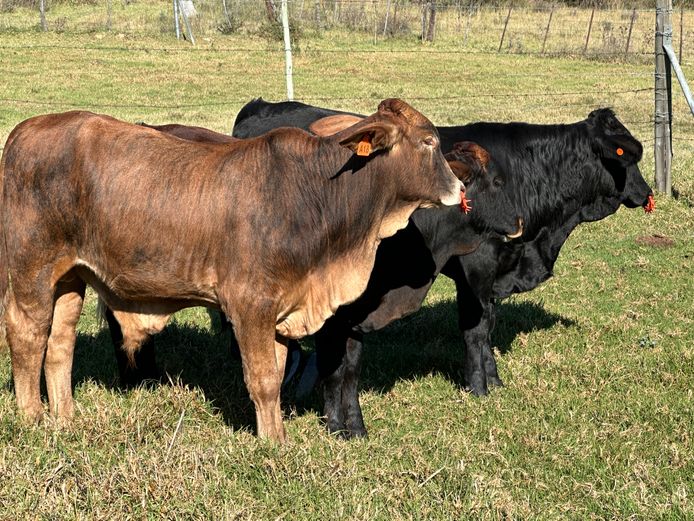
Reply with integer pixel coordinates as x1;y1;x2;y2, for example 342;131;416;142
96;297;108;330
0;143;10;351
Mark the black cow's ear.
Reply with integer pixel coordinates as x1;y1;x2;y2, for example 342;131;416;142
336;120;402;156
446;160;473;183
444;141;490;183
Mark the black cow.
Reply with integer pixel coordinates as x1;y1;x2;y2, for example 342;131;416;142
232;99;654;439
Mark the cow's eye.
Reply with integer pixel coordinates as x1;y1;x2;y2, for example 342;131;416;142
493;176;504;187
423;136;437;147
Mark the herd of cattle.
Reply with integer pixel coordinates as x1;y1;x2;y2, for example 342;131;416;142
0;98;654;442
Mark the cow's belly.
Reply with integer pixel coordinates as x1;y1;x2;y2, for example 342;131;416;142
275;249;376;339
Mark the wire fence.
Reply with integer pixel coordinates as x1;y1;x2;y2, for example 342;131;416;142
1;2;693;156
2;2;694;60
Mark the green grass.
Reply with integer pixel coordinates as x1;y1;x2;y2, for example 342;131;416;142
0;5;693;519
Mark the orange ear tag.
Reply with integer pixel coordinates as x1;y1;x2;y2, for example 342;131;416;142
616;148;624;156
356;135;372;156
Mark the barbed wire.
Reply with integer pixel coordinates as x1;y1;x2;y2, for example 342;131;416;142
0;88;652;110
0;44;657;57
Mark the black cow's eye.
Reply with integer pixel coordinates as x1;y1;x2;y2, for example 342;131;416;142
423;136;437;147
493;176;504;187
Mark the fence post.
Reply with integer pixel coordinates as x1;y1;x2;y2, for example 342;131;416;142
583;7;595;55
383;0;391;36
463;2;474;45
679;2;684;63
498;5;512;52
281;0;294;100
106;0;112;30
177;0;195;44
173;0;181;39
625;7;636;56
655;0;673;196
39;0;48;31
541;6;553;55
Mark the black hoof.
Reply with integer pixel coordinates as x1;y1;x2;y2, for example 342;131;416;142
486;375;504;388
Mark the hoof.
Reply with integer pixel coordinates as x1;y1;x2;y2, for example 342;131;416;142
487;375;504;388
465;383;489;397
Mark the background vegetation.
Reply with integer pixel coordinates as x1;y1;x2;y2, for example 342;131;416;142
0;1;692;519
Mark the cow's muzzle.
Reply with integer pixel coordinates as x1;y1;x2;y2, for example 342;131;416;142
502;218;524;242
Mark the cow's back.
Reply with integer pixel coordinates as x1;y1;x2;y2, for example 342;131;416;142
233;99;357;138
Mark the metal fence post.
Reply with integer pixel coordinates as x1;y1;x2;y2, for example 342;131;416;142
173;0;181;39
655;0;673;196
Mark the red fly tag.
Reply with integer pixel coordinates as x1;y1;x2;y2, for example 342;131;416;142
356;135;372;156
616;147;624;156
644;194;655;213
460;190;472;214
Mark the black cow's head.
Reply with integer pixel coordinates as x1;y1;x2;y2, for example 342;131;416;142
446;141;523;241
586;108;653;217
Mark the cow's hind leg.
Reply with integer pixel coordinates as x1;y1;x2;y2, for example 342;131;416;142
233;313;286;442
6;284;55;422
44;274;86;422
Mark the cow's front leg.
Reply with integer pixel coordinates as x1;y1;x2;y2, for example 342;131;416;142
453;278;491;397
316;324;367;439
341;334;367;438
234;314;286;443
481;302;503;388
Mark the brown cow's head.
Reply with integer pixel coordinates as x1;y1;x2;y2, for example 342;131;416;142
313;99;463;209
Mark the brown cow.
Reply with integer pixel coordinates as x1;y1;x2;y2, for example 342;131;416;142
0;99;462;442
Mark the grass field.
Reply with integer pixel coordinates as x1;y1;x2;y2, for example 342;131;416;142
0;2;693;519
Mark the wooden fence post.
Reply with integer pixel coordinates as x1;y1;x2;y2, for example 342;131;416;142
655;0;673;195
383;0;391;36
541;6;554;55
679;2;684;63
498;5;512;52
583;7;595;55
425;1;436;41
625;8;637;56
39;0;48;31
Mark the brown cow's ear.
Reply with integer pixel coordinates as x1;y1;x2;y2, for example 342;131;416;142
447;160;474;183
336;120;402;156
310;115;365;137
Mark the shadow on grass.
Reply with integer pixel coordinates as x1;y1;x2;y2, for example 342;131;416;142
71;324;256;434
342;298;576;402
59;298;574;433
